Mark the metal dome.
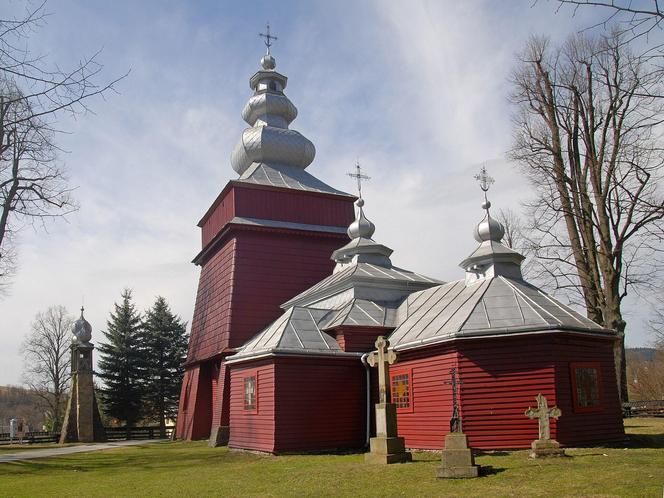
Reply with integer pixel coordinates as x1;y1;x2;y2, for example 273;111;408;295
72;307;92;344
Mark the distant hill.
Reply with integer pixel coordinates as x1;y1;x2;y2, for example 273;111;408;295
626;347;659;363
0;386;47;432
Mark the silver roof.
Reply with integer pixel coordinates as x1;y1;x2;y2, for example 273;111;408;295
237;162;349;195
228;299;399;364
388;276;613;350
282;262;440;309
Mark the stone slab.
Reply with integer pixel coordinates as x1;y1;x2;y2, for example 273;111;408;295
375;403;398;438
444;433;470;450
369;436;406;455
442;448;476;468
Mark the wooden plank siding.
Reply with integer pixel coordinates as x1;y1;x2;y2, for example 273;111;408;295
176;364;214;440
273;357;366;453
392;345;458;450
229;361;276;453
393;334;624;450
552;335;625;446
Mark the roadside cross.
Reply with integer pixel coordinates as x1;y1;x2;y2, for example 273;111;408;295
367;336;398;404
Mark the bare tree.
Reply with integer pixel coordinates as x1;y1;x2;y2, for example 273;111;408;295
21;305;74;431
509;31;664;402
0;2;125;290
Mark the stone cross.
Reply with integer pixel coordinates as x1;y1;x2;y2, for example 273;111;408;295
367;336;398;404
444;367;464;433
525;393;561;441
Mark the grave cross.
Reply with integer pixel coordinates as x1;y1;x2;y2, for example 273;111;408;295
444;367;464;433
367;336;398;404
525;393;561;441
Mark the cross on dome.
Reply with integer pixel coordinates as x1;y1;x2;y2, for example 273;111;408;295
347;160;370;200
259;23;278;55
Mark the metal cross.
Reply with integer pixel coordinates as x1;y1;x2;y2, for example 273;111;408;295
259;23;278;55
474;165;494;193
525;393;561;441
444;367;464;433
347;161;370;199
367;336;398;404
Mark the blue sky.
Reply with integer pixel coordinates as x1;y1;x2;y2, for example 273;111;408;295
0;0;657;385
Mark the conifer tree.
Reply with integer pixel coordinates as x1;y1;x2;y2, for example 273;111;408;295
141;296;188;436
97;289;145;427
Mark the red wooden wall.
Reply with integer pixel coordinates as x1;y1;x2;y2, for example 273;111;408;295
552;336;624;446
395;334;624;450
273;357;366;453
176;363;214;440
228;360;276;453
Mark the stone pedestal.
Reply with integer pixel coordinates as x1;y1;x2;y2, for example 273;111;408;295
365;403;411;464
436;433;479;479
208;425;229;447
529;438;565;458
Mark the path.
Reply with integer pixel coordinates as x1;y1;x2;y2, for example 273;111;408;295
0;439;164;463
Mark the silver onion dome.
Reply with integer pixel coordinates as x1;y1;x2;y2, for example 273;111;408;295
230;53;316;175
348;198;376;239
473;200;505;243
72;307;92;344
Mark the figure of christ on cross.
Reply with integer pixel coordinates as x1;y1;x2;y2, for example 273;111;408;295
367;336;398;404
525;393;562;441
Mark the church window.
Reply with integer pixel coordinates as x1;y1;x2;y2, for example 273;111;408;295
390;369;413;413
570;362;602;413
268;81;277;91
244;375;257;411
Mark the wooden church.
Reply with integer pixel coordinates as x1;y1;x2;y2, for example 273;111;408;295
176;43;624;452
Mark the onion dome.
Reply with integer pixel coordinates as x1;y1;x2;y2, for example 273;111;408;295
230;51;316;175
460;168;525;282
347;198;376;239
473;200;505;243
72;307;92;344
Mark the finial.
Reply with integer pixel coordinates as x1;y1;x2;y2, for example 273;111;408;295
474;165;494;211
259;23;278;55
347;160;370;199
80;306;85;318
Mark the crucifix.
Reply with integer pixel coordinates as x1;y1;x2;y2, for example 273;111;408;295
444;367;464;433
347;161;371;199
367;336;398;404
474;165;494;205
525;393;561;441
259;23;278;55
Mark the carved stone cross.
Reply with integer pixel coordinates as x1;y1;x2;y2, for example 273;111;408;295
444;367;464;433
525;393;561;441
367;336;398;404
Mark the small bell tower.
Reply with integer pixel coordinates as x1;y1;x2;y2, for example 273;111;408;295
60;308;106;443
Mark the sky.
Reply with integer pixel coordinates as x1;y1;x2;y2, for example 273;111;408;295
0;0;659;385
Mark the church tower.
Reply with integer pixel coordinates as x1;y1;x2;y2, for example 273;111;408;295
176;33;355;443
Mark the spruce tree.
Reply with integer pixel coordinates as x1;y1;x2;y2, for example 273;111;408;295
141;296;188;436
97;289;145;427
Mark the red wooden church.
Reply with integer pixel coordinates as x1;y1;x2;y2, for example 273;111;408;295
176;48;624;452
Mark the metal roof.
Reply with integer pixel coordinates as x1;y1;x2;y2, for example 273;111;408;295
237;162;350;195
282;262;440;309
319;299;398;329
388;276;613;350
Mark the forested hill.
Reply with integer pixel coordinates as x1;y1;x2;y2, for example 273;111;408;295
0;386;45;432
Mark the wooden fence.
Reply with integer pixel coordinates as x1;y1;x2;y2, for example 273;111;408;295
0;425;173;445
623;400;664;417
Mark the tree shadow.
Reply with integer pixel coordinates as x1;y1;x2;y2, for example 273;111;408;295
621;433;664;449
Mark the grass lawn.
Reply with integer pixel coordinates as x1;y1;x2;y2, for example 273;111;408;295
0;418;662;497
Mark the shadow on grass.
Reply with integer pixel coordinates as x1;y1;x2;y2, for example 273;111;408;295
480;465;506;476
622;433;664;449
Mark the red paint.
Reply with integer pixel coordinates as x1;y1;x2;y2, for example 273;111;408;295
394;334;624;450
331;326;394;352
177;180;355;441
228;356;366;453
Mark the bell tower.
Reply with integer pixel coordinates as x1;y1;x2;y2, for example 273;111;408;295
176;30;355;444
60;308;106;443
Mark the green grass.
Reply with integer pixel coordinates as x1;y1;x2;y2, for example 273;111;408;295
1;418;663;497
